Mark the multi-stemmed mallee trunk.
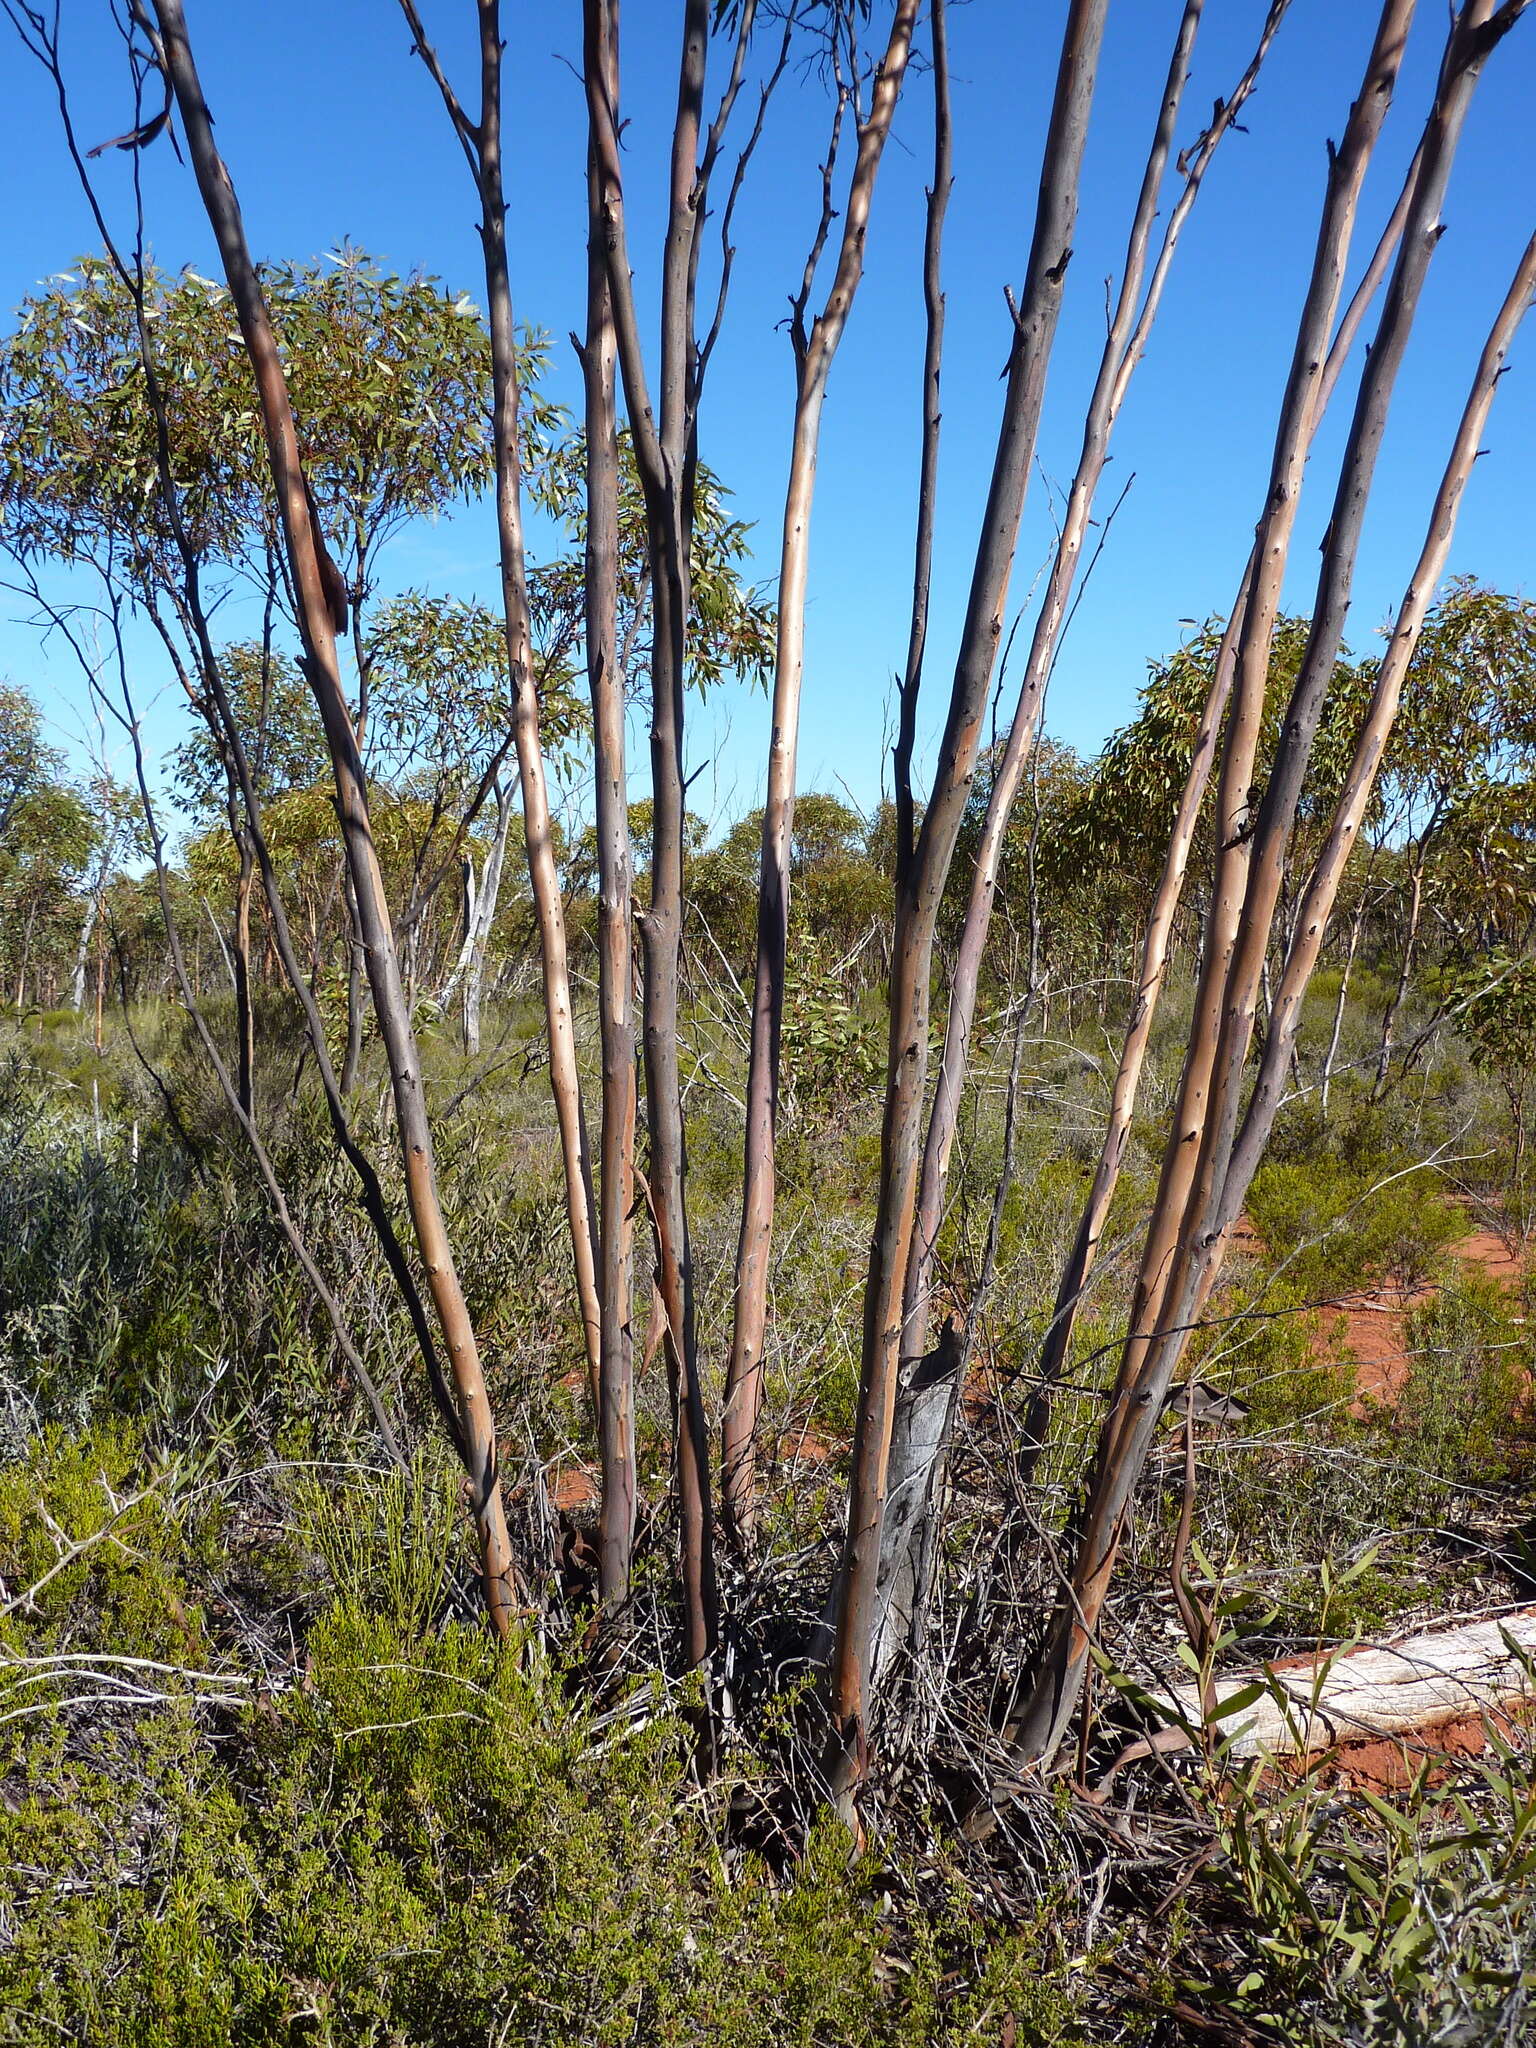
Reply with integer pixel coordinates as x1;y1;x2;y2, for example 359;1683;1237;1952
1020;117;1428;1476
1001;0;1530;1773
823;0;1112;1793
721;0;922;1555
151;0;519;1632
880;1;1289;1656
581;7;638;1614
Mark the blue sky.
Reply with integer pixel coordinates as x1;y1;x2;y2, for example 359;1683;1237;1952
3;1;1534;832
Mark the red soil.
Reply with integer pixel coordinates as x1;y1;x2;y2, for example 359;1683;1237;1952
1193;1212;1533;1790
1308;1222;1527;1408
1319;1708;1521;1791
547;1464;599;1513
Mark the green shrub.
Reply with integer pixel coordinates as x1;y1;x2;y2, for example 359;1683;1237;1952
1193;1702;1536;2045
1247;1157;1460;1303
1395;1271;1533;1489
0;1602;1089;2046
0;1418;213;1683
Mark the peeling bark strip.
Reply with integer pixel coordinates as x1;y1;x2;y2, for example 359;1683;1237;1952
824;0;1112;1797
1006;0;1531;1773
398;0;604;1417
723;0;923;1555
150;0;519;1632
1165;1610;1536;1759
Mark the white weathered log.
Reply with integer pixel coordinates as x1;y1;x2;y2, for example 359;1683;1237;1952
1166;1609;1536;1758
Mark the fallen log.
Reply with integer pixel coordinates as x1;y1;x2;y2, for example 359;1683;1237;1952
1165;1608;1536;1759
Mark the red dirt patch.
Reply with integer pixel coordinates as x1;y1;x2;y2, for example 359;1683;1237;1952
1306;1220;1528;1409
547;1463;599;1513
1320;1711;1507;1790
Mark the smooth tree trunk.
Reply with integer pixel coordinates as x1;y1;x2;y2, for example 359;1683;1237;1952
1320;894;1368;1115
462;786;511;1058
339;868;366;1094
901;0;1281;1438
232;831;256;1116
1019;128;1426;1468
722;0;921;1554
889;0;952;896
1372;847;1428;1097
153;0;520;1634
69;829;119;1016
824;0;1111;1796
439;774;518;1058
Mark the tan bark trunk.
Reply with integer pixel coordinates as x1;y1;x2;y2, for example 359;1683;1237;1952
153;0;519;1634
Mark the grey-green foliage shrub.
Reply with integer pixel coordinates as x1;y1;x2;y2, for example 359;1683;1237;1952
1395;1270;1533;1490
0;1051;192;1427
1247;1155;1461;1304
0;1031;419;1461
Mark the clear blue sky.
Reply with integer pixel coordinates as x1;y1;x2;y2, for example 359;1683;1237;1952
4;1;1534;830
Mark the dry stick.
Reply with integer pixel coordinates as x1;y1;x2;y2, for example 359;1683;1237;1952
824;0;1111;1798
580;14;638;1614
905;0;1279;1421
585;0;717;1669
397;0;604;1413
721;0;922;1554
1007;0;1527;1771
150;0;518;1635
1020;118;1428;1479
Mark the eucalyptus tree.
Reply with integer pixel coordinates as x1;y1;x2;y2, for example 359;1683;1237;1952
16;0;1534;1841
1368;579;1536;1088
363;589;586;1034
67;772;140;1019
0;682;94;1010
0;248;557;1087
